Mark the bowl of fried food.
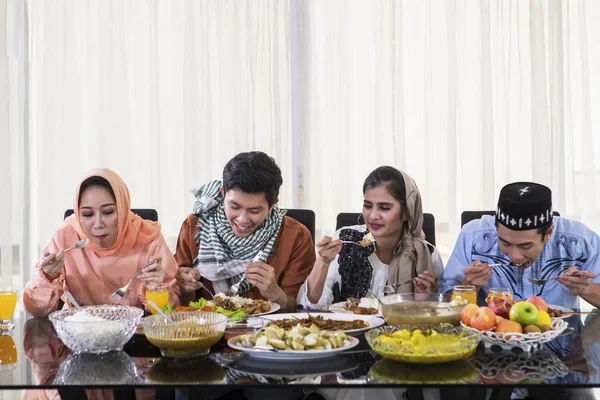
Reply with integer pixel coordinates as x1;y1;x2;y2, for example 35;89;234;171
380;293;467;326
142;311;227;358
365;324;481;364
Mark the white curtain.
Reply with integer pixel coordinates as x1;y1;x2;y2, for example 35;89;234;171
1;0;599;285
297;0;600;258
25;0;293;280
0;0;26;287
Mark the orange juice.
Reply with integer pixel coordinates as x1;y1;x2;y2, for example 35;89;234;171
0;336;17;365
146;287;170;315
452;285;477;305
0;291;17;320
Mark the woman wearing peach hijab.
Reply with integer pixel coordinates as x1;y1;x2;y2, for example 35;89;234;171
23;168;180;317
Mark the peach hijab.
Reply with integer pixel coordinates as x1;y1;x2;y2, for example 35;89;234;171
65;168;161;256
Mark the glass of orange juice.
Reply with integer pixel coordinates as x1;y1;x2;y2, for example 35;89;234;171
0;286;17;331
452;285;477;305
486;287;513;304
145;283;170;315
0;335;17;371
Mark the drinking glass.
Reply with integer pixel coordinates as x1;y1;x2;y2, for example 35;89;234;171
486;287;513;304
0;286;17;331
145;284;170;315
0;335;17;371
452;285;477;305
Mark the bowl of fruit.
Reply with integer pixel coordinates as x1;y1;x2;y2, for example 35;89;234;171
460;296;568;349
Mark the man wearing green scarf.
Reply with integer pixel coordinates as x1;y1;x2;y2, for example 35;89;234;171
175;151;316;312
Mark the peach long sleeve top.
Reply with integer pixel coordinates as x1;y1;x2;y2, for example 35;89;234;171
23;222;180;317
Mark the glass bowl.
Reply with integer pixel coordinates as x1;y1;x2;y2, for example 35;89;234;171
223;319;265;342
380;293;467;326
49;305;143;354
145;356;226;384
368;358;480;383
365;324;481;363
142;311;227;358
53;351;142;385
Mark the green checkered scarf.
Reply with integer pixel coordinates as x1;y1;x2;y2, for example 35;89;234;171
192;180;285;294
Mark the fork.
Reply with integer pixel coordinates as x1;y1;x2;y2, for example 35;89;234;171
228;251;264;296
528;272;581;285
107;260;157;303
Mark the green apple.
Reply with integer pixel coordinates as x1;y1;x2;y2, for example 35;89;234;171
509;301;539;327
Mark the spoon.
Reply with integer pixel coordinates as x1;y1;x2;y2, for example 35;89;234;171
383;279;415;293
148;299;174;323
64;238;89;253
64;291;81;308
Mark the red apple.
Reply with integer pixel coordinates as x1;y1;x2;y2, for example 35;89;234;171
461;304;479;326
470;307;497;331
487;296;514;318
526;296;548;312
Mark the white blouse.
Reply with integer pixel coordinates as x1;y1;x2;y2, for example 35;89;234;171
297;225;444;307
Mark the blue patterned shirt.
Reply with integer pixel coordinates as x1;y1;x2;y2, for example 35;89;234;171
441;215;600;310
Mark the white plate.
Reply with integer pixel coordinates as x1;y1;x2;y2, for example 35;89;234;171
257;313;385;336
250;302;280;317
547;304;574;319
329;302;383;317
221;352;360;378
227;335;360;360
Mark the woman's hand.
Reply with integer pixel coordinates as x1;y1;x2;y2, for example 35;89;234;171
316;236;343;264
414;271;437;293
40;251;65;279
138;259;165;286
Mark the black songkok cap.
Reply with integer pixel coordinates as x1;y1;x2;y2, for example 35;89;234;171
496;182;553;230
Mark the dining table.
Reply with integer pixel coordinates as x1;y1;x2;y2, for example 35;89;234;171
2;309;600;400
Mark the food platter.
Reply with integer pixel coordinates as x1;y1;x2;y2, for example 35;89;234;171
257;313;385;336
227;335;359;360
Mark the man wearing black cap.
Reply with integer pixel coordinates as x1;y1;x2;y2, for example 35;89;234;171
441;182;600;309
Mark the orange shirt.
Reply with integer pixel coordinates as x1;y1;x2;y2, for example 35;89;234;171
175;214;315;301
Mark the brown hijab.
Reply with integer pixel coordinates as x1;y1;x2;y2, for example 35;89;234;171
386;171;435;292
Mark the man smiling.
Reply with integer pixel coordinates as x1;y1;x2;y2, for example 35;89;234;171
442;182;600;309
174;151;315;311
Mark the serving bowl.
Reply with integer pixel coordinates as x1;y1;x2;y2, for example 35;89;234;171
142;311;227;357
380;293;467;326
49;305;143;354
368;358;480;383
145;356;226;384
54;351;141;385
365;324;481;363
223;318;265;341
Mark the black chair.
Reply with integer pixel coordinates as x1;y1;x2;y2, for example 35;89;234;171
285;208;316;243
335;212;436;247
461;210;560;227
64;208;159;221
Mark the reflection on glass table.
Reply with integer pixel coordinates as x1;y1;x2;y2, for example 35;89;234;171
53;352;142;385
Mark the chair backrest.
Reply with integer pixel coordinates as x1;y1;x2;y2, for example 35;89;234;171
64;208;159;222
335;212;436;247
285;209;316;243
461;210;560;227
